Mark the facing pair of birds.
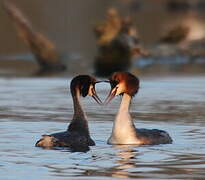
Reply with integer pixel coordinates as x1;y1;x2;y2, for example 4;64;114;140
35;72;172;150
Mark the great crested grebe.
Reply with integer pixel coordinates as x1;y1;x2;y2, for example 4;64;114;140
35;75;102;149
104;72;173;145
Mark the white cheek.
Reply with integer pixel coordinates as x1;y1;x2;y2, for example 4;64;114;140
115;85;124;96
88;85;93;96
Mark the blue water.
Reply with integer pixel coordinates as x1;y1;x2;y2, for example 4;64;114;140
0;76;205;179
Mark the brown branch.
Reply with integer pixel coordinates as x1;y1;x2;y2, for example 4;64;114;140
3;0;66;72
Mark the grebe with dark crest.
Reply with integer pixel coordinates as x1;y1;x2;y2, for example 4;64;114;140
104;72;173;145
35;75;102;151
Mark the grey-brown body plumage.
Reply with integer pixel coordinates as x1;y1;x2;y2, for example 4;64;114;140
36;75;101;151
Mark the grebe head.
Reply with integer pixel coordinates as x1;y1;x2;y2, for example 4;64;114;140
104;72;139;104
71;75;102;104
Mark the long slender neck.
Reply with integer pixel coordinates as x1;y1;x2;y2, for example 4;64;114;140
115;93;134;126
73;89;86;120
68;89;89;134
109;93;137;143
118;93;131;114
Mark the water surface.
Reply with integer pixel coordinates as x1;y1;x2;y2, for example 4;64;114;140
0;76;205;179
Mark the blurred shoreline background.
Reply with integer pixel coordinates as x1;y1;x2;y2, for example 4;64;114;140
1;2;205;179
0;0;205;76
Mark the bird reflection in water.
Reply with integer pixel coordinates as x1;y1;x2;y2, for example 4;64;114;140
83;145;141;178
109;145;139;178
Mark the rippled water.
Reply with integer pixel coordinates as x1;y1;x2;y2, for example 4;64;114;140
0;76;205;179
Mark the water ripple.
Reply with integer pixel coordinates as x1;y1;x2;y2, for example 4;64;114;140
0;77;205;179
